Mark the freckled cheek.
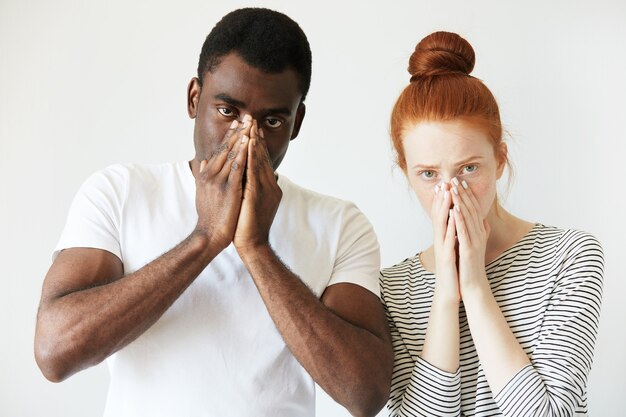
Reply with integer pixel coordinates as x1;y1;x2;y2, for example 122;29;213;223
409;179;436;216
467;180;497;217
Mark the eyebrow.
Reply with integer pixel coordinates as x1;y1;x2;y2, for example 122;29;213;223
412;155;485;170
214;93;245;108
213;93;293;116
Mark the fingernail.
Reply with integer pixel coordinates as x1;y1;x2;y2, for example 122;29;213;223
452;177;460;186
230;120;239;129
462;180;468;189
241;134;248;144
199;159;207;173
452;186;458;195
434;185;439;193
259;128;265;139
449;209;453;217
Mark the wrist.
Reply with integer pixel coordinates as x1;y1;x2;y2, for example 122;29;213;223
459;278;492;304
189;228;229;257
235;240;273;261
432;289;461;309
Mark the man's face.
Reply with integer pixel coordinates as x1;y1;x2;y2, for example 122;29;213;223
187;52;305;170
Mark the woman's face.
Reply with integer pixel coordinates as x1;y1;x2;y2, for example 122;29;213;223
402;119;506;220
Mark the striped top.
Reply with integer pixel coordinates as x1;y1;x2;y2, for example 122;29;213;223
380;224;604;416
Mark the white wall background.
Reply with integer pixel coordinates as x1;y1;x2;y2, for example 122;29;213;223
1;0;624;416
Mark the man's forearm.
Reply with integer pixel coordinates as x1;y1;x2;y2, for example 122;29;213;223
35;231;222;382
238;243;392;417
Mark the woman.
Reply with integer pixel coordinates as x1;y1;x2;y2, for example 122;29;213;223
380;31;604;416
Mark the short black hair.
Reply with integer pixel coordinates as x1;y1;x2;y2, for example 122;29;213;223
197;8;312;101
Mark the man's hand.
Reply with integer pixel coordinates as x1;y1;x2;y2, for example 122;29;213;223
234;122;282;252
194;116;251;250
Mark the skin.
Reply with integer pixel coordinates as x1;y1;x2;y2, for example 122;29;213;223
35;52;392;417
402;119;535;394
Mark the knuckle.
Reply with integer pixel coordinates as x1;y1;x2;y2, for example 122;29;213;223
216;143;228;154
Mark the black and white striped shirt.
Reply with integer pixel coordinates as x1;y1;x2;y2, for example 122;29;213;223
380;224;604;416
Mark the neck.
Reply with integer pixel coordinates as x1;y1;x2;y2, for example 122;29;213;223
484;205;534;263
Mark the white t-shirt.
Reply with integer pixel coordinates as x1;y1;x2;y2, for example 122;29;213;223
54;161;380;417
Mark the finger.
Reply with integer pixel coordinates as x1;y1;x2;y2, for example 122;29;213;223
432;187;451;245
441;209;457;265
199;159;208;174
216;115;252;158
240;114;253;136
256;135;277;184
245;138;259;189
453;204;469;248
219;129;247;177
444;208;457;251
250;122;269;180
460;179;484;231
205;120;242;175
217;115;256;176
227;133;249;185
451;178;480;240
250;120;259;146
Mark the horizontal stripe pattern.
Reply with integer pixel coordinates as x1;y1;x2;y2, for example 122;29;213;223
380;225;604;416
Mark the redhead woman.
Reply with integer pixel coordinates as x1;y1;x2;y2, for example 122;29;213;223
380;31;604;416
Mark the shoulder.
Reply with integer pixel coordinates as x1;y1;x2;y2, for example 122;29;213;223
379;254;421;289
532;224;604;287
99;161;185;183
533;224;603;259
277;175;373;229
81;161;187;194
278;175;357;212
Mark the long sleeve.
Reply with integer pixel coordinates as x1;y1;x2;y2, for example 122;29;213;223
382;286;461;417
493;231;604;416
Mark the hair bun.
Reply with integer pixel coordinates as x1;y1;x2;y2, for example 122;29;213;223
408;31;475;81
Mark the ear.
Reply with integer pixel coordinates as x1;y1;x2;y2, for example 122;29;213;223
187;77;201;119
496;142;508;179
289;103;306;141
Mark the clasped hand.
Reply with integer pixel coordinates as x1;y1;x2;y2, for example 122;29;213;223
193;115;282;252
431;178;490;302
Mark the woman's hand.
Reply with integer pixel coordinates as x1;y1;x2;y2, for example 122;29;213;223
449;177;490;297
431;182;461;304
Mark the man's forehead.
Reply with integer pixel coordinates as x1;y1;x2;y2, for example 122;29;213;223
212;92;293;116
203;53;302;107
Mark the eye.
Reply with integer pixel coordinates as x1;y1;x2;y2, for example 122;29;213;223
264;118;283;129
419;170;436;180
462;164;478;174
217;107;237;118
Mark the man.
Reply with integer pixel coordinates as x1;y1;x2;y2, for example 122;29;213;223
35;8;392;417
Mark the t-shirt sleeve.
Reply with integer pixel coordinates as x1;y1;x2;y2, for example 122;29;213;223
493;231;604;416
327;203;381;297
53;166;126;261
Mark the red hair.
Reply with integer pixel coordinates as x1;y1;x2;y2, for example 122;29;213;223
391;31;507;171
